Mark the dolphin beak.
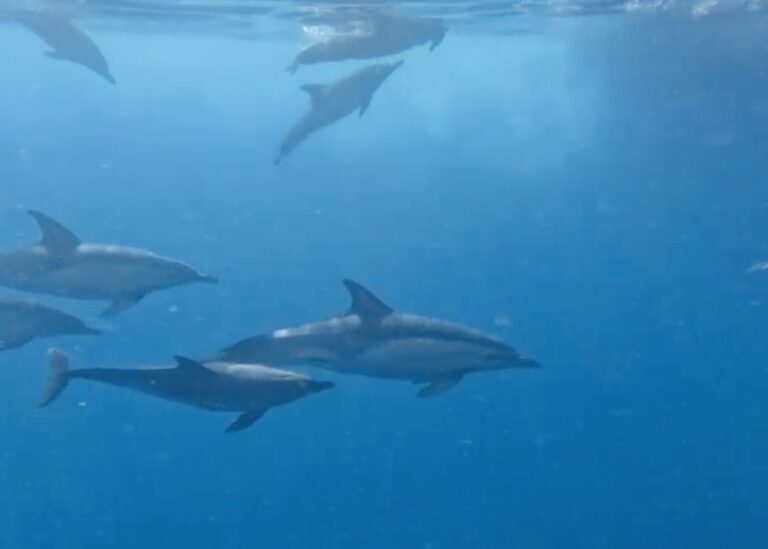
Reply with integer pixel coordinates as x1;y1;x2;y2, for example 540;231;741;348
517;357;541;368
197;274;218;284
311;380;335;393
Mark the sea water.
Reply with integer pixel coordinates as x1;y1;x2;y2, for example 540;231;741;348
0;1;767;548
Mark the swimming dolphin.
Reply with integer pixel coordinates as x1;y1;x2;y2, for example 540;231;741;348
275;60;404;164
12;10;116;84
217;280;539;398
288;13;445;73
38;349;334;433
0;210;217;316
0;300;99;351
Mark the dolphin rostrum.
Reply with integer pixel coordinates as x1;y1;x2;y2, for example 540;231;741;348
217;280;539;398
288;12;445;73
275;60;404;164
12;10;116;84
0;300;99;351
38;349;334;433
0;210;217;316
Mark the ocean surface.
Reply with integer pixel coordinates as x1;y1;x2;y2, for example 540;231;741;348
1;1;767;548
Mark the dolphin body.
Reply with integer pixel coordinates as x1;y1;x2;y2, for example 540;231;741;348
287;13;445;73
12;10;116;84
0;211;217;316
0;300;99;351
38;349;334;432
275;60;404;164
217;280;539;397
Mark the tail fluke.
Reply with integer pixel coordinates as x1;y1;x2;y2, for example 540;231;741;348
38;348;70;407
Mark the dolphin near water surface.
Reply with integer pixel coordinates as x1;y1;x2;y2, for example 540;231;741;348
11;9;116;84
217;280;539;397
38;349;334;432
0;210;217;316
288;12;445;73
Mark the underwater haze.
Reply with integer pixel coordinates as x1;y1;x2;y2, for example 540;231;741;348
1;0;768;548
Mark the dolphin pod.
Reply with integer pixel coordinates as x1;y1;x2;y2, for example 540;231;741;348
217;279;539;398
0;211;538;430
0;210;217;317
39;350;334;433
1;7;445;165
0;7;533;433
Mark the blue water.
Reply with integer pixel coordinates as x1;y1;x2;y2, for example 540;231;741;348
1;2;768;548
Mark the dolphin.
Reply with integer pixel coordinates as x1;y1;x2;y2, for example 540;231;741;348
0;210;217;316
0;300;99;351
12;10;116;84
38;349;334;433
288;12;445;73
217;280;539;398
275;60;404;164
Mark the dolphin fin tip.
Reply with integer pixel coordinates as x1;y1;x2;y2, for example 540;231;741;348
38;348;70;408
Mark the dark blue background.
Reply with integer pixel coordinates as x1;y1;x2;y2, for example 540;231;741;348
0;11;766;549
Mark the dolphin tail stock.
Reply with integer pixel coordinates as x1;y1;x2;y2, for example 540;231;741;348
38;348;71;407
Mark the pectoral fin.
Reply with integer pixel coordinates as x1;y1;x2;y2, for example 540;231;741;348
359;95;372;117
101;294;146;317
226;409;267;433
417;373;464;398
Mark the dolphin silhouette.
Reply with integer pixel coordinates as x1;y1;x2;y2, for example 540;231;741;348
38;349;334;433
288;12;445;73
0;300;99;351
217;280;539;398
275;60;404;164
13;10;116;84
0;210;217;316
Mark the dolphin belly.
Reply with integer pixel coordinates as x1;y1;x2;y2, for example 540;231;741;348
20;259;177;299
336;338;494;381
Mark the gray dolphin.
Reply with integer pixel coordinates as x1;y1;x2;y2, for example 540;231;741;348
38;349;334;433
0;300;99;351
288;13;445;73
0;210;217;316
275;60;404;164
13;10;116;84
217;280;539;398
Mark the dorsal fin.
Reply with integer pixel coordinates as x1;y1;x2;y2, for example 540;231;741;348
173;356;214;375
342;279;394;323
27;210;81;256
300;84;328;104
